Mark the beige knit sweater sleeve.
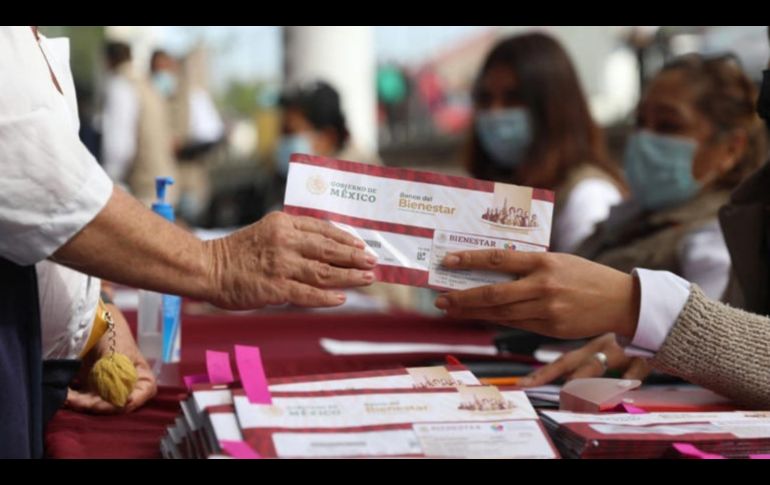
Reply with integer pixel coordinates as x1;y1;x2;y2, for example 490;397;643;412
651;285;770;409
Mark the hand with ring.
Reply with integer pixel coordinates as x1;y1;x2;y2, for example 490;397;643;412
518;333;652;387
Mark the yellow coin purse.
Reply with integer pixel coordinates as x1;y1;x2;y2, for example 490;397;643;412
81;299;138;407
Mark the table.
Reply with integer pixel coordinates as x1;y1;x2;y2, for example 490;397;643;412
45;309;513;458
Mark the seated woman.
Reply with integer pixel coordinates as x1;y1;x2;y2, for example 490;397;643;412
488;54;766;386
577;54;764;298
464;32;627;253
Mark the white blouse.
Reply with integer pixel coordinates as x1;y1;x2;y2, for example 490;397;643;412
0;27;113;265
0;28;111;359
551;178;623;253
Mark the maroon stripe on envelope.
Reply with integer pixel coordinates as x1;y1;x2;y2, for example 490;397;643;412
375;264;429;287
533;188;555;202
291;153;495;193
284;205;435;238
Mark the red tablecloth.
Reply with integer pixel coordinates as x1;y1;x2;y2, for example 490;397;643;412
45;309;508;458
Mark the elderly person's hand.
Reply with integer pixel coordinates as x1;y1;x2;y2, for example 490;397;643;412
518;333;652;387
434;250;640;340
54;188;377;312
203;212;377;309
65;304;157;414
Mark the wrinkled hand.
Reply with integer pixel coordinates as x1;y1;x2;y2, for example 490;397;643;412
434;250;640;340
65;304;157;414
204;212;377;310
519;333;652;387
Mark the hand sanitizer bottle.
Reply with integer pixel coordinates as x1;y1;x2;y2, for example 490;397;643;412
138;177;182;374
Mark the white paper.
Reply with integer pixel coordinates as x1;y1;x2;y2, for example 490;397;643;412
543;410;770;426
189;368;482;413
272;429;421;458
235;389;537;430
414;420;556;459
320;337;498;356
208;412;243;442
590;422;770;439
429;230;542;290
270;369;479;393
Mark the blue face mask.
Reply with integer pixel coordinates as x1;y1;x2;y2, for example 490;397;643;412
152;71;178;98
624;130;701;211
275;134;313;177
475;108;532;168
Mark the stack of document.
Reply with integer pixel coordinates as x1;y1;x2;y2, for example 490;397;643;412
161;365;559;459
540;410;770;458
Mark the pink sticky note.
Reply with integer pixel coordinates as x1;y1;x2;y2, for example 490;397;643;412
750;454;770;459
234;345;272;404
672;443;725;459
183;373;209;390
220;440;261;459
206;350;235;385
611;402;648;414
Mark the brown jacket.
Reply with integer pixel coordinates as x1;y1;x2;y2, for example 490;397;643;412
719;162;770;313
577;189;731;274
118;64;178;205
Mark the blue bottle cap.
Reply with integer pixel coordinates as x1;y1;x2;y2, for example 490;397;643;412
152;176;175;222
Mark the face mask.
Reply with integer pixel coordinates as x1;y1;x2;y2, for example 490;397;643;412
624;130;702;211
152;71;178;98
757;69;770;125
275;133;313;177
475;108;532;168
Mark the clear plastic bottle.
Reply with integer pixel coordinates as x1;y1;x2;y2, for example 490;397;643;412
137;177;182;376
137;289;163;372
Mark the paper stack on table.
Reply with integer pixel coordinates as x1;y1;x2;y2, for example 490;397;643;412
161;348;558;459
540;410;770;459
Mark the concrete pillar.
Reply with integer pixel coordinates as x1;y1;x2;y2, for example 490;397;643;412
283;26;377;155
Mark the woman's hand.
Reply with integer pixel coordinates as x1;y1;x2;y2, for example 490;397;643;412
434;250;641;340
519;333;652;387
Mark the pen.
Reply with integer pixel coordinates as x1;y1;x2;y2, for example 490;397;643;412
479;376;523;386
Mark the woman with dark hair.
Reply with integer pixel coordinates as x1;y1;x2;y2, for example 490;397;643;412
445;52;768;389
275;80;380;180
465;32;627;253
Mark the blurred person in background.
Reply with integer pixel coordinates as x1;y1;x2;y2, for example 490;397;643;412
464;32;628;254
101;41;178;205
151;48;225;225
275;80;381;176
377;63;410;143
